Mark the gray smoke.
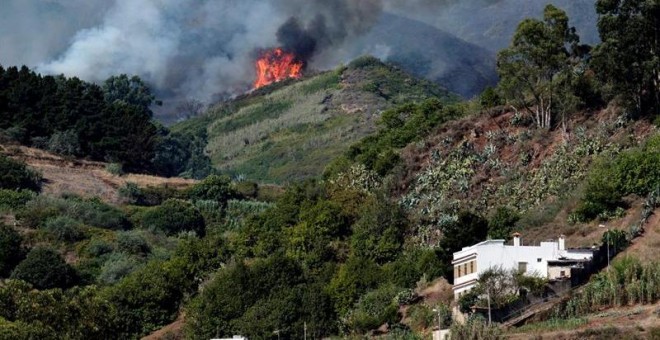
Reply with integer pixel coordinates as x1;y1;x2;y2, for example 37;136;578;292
25;0;383;117
0;0;598;121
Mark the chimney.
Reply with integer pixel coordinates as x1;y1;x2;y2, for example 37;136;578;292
558;234;566;251
513;232;521;247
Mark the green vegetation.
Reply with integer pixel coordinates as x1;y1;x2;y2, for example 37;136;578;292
337;98;464;176
592;0;659;117
497;4;591;129
554;257;660;319
141;199;205;236
173;59;454;183
450;316;503;339
186;174;236;204
572;134;660;221
0;223;23;277
10;247;79;290
0;155;41;192
17;195;130;230
512;317;588;334
0;1;658;338
0;189;35;211
0;68;212;178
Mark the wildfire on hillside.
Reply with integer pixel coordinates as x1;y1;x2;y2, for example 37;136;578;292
254;48;303;89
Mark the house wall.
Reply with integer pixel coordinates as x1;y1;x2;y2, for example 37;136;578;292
475;242;559;278
548;265;573;279
452;238;594;298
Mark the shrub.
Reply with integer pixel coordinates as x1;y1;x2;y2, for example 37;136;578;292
187;175;236;204
86;239;115;257
233;180;258;199
407;304;435;332
574;135;660;221
193;200;224;226
105;163;124;176
450;315;502;339
47;130;81;157
0;155;41;192
488;207;520;240
119;183;183;206
97;252;142;285
394;289;417;305
0;224;23;277
479;86;503;109
344;284;400;333
0;189;35;211
118;182;142;204
116;231;151;256
141;199;205;236
18;196;130;230
43;216;86;242
11;247;78;289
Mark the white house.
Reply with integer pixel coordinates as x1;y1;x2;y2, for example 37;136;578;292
452;233;593;298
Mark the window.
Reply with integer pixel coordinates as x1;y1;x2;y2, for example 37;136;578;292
463;263;468;276
457;265;462;278
470;261;474;274
537;258;542;262
518;262;528;273
560;270;566;277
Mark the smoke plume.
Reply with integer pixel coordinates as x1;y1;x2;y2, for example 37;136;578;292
0;0;598;121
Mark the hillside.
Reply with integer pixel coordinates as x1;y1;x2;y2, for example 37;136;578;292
397;107;657;246
173;57;456;184
0;144;196;204
352;13;498;98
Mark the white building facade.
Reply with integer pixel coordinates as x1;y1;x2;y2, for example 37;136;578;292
452;234;593;298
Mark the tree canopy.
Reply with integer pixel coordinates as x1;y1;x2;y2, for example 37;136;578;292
497;5;588;129
592;0;659;117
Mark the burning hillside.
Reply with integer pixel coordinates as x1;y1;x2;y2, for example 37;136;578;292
254;48;304;89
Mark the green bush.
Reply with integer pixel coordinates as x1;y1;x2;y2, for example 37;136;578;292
346;99;462;176
187;175;236;204
0;224;23;277
554;257;660;318
344;284;400;333
117;231;151;256
47;130;81;156
11;247;78;289
119;182;184;206
86;238;114;257
383;248;447;288
97;252;142;285
105;162;124;176
407;304;436;332
0;279;120;337
450;315;502;339
105;163;124;176
17;196;130;230
0;155;41;192
328;256;383;316
350;198;407;264
141;199;205;236
479;86;503;109
43;216;86;242
233;180;258;199
488;207;520;240
0;189;35;211
574;135;660;221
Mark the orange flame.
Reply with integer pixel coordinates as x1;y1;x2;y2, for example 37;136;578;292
254;48;303;89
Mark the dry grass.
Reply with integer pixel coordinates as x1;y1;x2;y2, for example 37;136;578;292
1;144;197;203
